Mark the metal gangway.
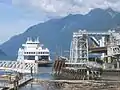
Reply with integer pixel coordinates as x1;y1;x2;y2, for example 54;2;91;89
0;61;38;73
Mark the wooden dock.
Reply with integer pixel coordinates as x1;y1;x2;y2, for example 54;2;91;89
52;59;102;80
0;75;33;90
9;75;33;90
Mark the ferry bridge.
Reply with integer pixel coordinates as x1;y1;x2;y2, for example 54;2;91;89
0;61;38;73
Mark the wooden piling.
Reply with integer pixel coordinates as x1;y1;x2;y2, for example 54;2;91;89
52;58;101;80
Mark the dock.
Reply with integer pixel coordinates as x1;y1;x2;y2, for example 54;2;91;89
0;75;33;90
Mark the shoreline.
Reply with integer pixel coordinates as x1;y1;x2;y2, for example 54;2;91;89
32;79;120;90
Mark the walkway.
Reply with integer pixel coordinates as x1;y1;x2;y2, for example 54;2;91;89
0;61;38;73
0;75;33;89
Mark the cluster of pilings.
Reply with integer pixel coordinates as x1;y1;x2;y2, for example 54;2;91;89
52;58;101;80
52;58;66;75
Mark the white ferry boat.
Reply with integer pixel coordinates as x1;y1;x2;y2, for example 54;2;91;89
17;37;52;66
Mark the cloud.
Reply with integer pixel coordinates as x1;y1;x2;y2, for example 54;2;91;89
12;0;120;16
1;0;120;43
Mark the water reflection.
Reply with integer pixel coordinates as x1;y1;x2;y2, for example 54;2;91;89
19;82;44;90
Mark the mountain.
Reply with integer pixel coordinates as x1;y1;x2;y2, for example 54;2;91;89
0;49;9;60
0;8;120;59
0;49;6;56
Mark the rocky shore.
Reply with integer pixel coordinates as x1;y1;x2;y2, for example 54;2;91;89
33;79;120;90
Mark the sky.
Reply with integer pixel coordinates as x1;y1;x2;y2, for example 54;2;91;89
0;0;120;44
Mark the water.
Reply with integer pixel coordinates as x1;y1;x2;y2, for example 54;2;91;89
34;66;53;80
19;83;45;90
19;66;54;90
19;66;120;90
19;66;66;90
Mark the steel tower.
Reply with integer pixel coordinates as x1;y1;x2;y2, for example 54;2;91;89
70;30;88;63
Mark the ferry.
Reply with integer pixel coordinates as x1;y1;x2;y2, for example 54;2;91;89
17;37;52;66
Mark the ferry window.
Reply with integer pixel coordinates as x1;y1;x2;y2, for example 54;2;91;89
26;56;35;60
40;56;48;60
33;52;35;54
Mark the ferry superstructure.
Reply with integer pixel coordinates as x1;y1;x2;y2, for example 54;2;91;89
17;37;51;65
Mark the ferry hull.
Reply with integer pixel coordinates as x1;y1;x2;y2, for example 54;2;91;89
37;61;53;67
19;60;53;67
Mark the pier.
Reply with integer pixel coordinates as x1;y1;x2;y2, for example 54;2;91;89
0;75;33;90
52;30;120;80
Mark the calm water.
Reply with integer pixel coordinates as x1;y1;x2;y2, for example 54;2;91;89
19;66;54;90
19;83;45;90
